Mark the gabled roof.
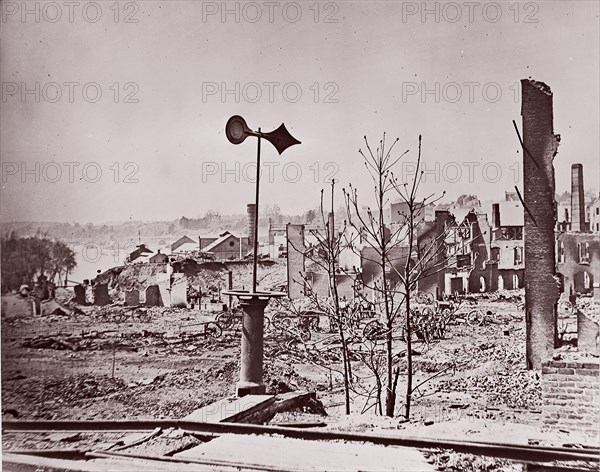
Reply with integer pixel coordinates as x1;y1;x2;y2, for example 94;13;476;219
171;235;196;251
199;231;233;240
128;244;153;259
149;251;169;262
203;232;237;252
448;208;473;226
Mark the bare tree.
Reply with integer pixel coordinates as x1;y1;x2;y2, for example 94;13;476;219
344;133;407;417
345;134;473;418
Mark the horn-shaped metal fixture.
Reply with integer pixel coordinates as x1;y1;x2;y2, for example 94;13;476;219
225;115;301;153
225;115;254;145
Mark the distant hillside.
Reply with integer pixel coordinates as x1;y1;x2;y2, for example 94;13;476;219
0;210;311;247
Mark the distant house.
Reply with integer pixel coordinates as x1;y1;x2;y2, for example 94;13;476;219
171;235;198;256
149;250;169;264
127;244;153;264
199;235;219;252
203;231;249;260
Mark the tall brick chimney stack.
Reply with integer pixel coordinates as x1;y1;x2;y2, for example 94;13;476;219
521;79;560;370
247;203;256;246
571;164;585;232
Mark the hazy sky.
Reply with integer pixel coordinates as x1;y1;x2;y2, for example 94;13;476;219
1;1;598;223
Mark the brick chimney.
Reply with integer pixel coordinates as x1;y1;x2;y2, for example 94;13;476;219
521;79;561;370
571;164;585;232
492;203;501;229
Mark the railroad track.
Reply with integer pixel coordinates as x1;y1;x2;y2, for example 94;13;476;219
3;419;599;467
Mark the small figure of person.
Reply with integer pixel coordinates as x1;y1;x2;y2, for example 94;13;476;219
35;275;49;301
18;284;31;298
48;281;56;299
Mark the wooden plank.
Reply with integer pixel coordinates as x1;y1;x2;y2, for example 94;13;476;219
175;434;434;472
229;391;317;425
182;395;275;423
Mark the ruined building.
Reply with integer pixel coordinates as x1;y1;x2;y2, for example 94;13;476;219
556;164;600;298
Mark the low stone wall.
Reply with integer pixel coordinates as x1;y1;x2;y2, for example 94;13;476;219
541;359;599;438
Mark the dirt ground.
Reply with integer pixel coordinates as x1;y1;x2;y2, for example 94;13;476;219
1;289;596;471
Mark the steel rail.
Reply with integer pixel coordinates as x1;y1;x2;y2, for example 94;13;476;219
2;448;87;460
3;419;599;464
111;426;162;451
87;450;311;472
5;445;596;472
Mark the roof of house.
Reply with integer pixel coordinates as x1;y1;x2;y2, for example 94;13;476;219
171;235;196;251
128;244;153;261
199;231;238;240
149;251;169;261
135;244;153;254
204;232;236;252
448;208;473;226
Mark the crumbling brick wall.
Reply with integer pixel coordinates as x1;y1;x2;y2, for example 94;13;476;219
541;359;599;438
556;232;599;297
521;79;561;369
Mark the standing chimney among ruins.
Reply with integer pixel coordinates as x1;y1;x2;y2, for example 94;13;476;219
521;79;561;370
571;164;585;232
247;203;256;246
492;203;501;229
287;224;306;299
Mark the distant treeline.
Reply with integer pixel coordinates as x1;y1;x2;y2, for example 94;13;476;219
0;232;77;292
0;207;322;244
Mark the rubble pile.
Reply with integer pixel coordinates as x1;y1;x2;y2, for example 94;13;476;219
423;450;520;472
19;330;160;352
438;370;541;409
3;374;128;417
576;296;600;324
21;335;83;351
90;259;287;303
264;363;318;393
456;289;524;303
148;362;239;390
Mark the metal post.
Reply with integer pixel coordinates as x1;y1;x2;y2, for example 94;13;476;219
228;271;233;310
236;295;269;396
252;130;261;293
223;116;297;397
